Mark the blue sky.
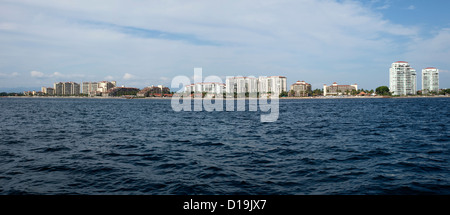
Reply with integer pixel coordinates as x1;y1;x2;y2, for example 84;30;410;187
0;0;449;92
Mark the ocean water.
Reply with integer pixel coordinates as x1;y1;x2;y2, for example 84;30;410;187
0;97;449;195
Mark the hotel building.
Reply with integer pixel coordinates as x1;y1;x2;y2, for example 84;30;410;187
389;61;417;95
422;67;439;94
323;82;357;96
289;80;312;97
137;85;171;97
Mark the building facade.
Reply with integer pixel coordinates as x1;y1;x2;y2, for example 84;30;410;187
225;77;258;95
389;61;417;95
422;67;439;94
185;82;226;95
289;80;312;97
54;82;64;96
222;76;287;97
82;81;116;96
41;87;55;96
53;82;80;96
323;82;358;96
258;76;287;97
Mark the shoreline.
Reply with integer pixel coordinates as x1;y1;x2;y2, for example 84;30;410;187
2;95;449;100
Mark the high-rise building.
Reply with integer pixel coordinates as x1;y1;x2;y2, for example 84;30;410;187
323;82;357;96
54;82;64;96
82;82;98;95
226;77;258;95
422;67;439;94
258;76;287;96
72;82;80;95
223;76;287;97
185;82;225;95
54;82;80;96
82;81;116;96
389;61;417;95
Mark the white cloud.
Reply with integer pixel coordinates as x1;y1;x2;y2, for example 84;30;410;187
405;28;450;65
407;5;415;10
0;72;19;77
30;71;44;77
51;72;64;77
104;75;115;80
29;70;85;79
122;73;135;80
0;0;447;89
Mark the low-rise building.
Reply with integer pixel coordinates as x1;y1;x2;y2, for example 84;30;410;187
289;80;311;97
323;82;358;96
41;87;55;96
137;85;171;97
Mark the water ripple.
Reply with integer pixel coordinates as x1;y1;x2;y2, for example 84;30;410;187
0;97;449;194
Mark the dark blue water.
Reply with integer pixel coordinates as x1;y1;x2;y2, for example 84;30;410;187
0;97;449;194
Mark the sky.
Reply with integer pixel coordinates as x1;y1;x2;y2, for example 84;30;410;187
0;0;449;92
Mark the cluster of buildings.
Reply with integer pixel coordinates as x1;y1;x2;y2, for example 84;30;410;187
40;81;116;96
389;61;440;95
183;76;359;97
184;76;289;97
25;61;441;98
82;81;117;96
37;81;164;97
39;82;81;96
181;61;440;97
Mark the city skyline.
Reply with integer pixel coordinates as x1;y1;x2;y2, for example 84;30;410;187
1;0;450;92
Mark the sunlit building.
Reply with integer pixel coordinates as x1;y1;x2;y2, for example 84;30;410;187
323;82;357;96
289;80;312;97
225;77;258;95
422;67;439;94
389;61;417;95
258;76;287;97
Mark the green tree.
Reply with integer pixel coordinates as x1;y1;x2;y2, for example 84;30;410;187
279;91;288;97
376;86;390;96
312;88;323;96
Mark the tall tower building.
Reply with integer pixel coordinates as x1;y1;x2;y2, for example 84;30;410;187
422;67;439;94
389;61;417;96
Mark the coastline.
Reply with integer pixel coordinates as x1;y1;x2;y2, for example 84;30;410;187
2;95;449;100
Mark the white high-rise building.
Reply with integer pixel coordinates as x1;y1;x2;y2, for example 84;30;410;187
389;61;417;95
258;76;287;96
422;67;439;94
225;77;258;95
185;82;225;95
54;82;80;96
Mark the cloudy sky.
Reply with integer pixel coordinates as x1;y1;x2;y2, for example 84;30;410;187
0;0;449;92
